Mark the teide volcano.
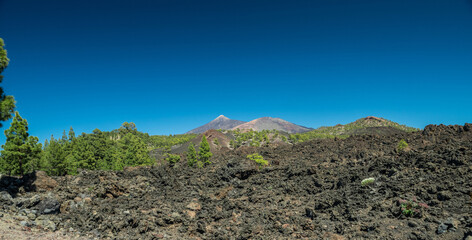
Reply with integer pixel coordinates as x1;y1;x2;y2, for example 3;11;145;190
186;115;246;134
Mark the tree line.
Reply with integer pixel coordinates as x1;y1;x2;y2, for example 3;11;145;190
0;113;154;176
0;111;214;176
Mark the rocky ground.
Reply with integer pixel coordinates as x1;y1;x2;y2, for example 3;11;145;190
1;124;472;239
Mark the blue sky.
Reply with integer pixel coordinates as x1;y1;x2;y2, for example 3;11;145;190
0;0;471;144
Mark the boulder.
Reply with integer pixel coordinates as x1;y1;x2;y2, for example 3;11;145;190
0;191;14;205
36;197;61;215
23;171;58;192
16;194;41;208
437;218;460;234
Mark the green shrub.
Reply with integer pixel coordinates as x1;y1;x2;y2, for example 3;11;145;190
165;154;181;166
247;153;268;169
361;177;375;186
397;139;409;152
399;197;429;217
196;161;204;168
250;140;260;147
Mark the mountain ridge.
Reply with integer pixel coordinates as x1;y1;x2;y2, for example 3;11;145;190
231;117;313;133
186;115;313;134
186;115;246;134
290;116;420;142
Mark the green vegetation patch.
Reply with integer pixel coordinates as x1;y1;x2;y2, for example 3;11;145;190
399;197;429;217
165;153;181;166
226;129;288;148
397;139;409;152
290;117;419;143
247;153;268;169
361;177;375;186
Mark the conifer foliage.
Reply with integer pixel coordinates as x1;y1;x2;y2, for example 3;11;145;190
1;119;196;175
116;133;153;169
0;38;16;127
187;143;197;167
40;122;154;175
0;112;42;175
198;135;212;166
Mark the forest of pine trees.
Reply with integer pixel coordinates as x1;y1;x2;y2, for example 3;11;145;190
40;125;154;175
0;119;156;176
0;115;215;176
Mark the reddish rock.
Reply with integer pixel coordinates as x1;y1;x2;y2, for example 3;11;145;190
185;210;196;219
186;202;201;211
24;171;58;192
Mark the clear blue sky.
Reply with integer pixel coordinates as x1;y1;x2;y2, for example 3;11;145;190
0;0;471;144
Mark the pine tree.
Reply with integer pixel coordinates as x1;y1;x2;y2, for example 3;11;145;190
198;135;212;166
0;112;41;175
0;38;16;127
89;129;111;170
72;135;95;170
117;133;152;168
187;143;197;167
27;136;43;172
119;122;137;136
112;149;125;171
62;129;68;142
42;137;67;175
68;127;75;141
64;154;78;175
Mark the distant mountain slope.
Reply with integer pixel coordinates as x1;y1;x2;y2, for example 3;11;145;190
186;115;246;134
290;116;419;142
232;117;312;133
170;129;234;154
